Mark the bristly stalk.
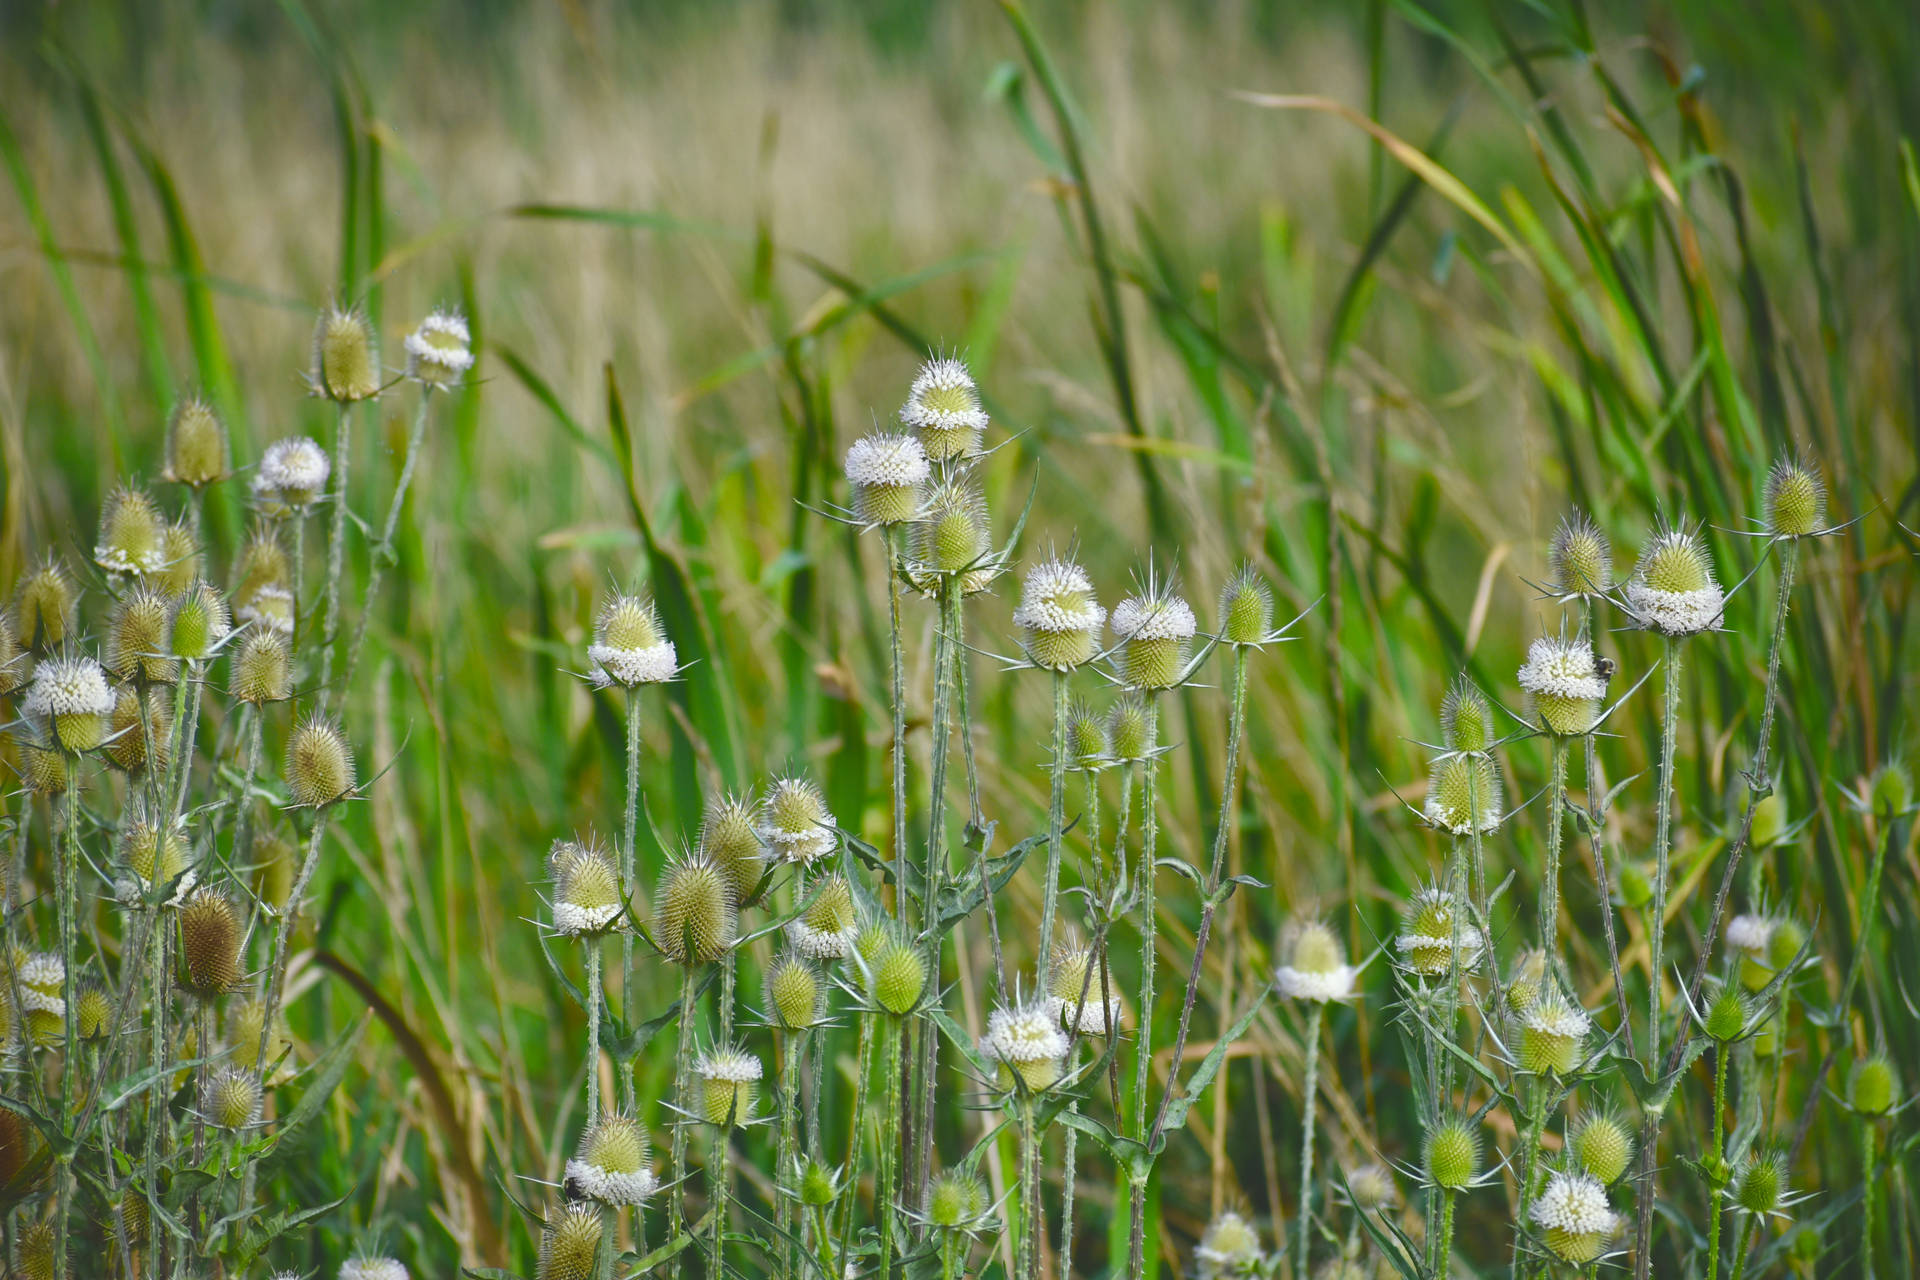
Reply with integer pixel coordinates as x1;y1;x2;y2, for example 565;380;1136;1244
170;661;205;818
584;941;604;1127
1728;1215;1756;1280
1125;695;1161;1280
1540;736;1569;965
1860;1115;1879;1280
778;1028;806;1280
1018;1095;1042;1280
669;961;699;1280
710;1122;732;1279
1433;1186;1457;1279
886;526;908;922
1295;1001;1325;1273
255;814;331;1080
52;778;81;1280
1036;667;1070;989
1649;636;1681;1063
912;574;960;1204
621;686;643;1112
878;1015;904;1280
317;400;353;699
338;384;432;699
1705;1039;1731;1280
836;1008;876;1259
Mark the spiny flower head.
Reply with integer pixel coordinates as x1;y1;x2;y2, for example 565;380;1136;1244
118;814;193;905
1848;1053;1899;1116
12;951;66;1045
537;1203;605;1280
232;524;291;608
203;1066;264;1130
1764;456;1826;538
1014;557;1105;671
799;1158;842;1207
899;355;988;461
1048;942;1123;1035
1107;694;1154;761
0;609;23;697
981;998;1071;1092
153;518;203;595
230;629;292;704
699;791;765;905
15;1220;59;1280
1572;1111;1634;1184
311;304;382;402
1440;678;1495;754
405;307;474;387
653;851;736;963
1530;1169;1619;1263
565;1114;657;1205
1345;1163;1398;1212
163;394;229;486
766;954;824;1030
1764;917;1807;983
1395;887;1482;976
22;744;68;796
1217;565;1275;646
914;474;991;577
759;775;837;866
23;654;116;751
1518;988;1591;1075
1274;920;1357;1003
547;837;623;937
788;873;859;959
14;559;76;651
1549;511;1613;598
74;982;114;1040
589;593;677;687
340;1255;409;1280
228;996;294;1082
1423;754;1503;834
926;1169;990;1232
286;715;355;808
95;485;168;575
177;886;243;995
108;588;179;685
1704;986;1751;1042
845;432;929;527
1625;524;1724;636
1517;635;1607;735
1063;700;1109;768
1867;760;1912;816
865;931;927;1015
253;436;332;515
1194;1210;1266;1278
1110;578;1198;691
1733;1151;1788;1217
1505;949;1550;1016
696;1046;763;1125
168;581;231;661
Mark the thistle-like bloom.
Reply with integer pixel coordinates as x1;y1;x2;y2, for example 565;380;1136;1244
339;1257;409;1280
14;559;76;651
758;775;837;866
1345;1163;1398;1213
537;1203;606;1280
1516;635;1607;736
588;593;678;687
1625;524;1724;636
1517;988;1591;1075
1063;701;1108;768
152;518;203;596
1217;566;1275;646
845;432;929;527
230;630;293;704
228;996;295;1083
1423;754;1503;834
1274;920;1357;1003
178;886;244;996
13;951;66;1045
1048;942;1123;1035
565;1114;658;1205
699;792;765;905
914;474;992;578
1440;678;1494;754
1110;579;1198;690
766;954;824;1030
1014;557;1106;671
1529;1169;1619;1264
286;716;356;808
1730;1151;1794;1220
117;814;193;906
899;356;988;461
94;486;169;576
203;1065;265;1130
653;851;736;964
163;394;230;487
787;873;859;959
1504;949;1549;1015
1194;1210;1267;1279
253;436;332;515
169;581;231;661
980;998;1071;1092
108;587;179;685
866;932;928;1015
311;305;382;403
23;654;116;751
1107;694;1154;761
404;307;474;387
1548;511;1613;599
1395;887;1483;976
1847;1054;1899;1116
925;1169;992;1234
0;610;23;698
1571;1111;1635;1184
550;838;625;938
696;1047;763;1125
1763;456;1826;538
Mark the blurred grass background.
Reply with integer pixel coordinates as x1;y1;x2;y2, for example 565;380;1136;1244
2;0;1916;1272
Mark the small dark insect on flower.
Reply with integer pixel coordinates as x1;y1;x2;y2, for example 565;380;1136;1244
1594;654;1616;683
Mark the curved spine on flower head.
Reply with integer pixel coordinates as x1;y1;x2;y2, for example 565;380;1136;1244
105;685;171;775
23;653;116;752
1624;520;1724;636
911;470;996;588
653;849;736;964
1274;919;1358;1003
1109;571;1199;691
1395;886;1483;976
1517;633;1608;735
163;393;230;488
404;307;474;387
1764;455;1826;538
899;354;989;461
1571;1110;1635;1185
1440;677;1494;755
1015;554;1106;671
1063;699;1109;770
765;953;824;1030
786;871;859;959
565;1113;658;1205
252;436;332;516
95;485;169;576
1423;1115;1482;1190
550;836;625;938
1530;1169;1620;1263
203;1064;265;1130
980;996;1072;1093
587;592;678;688
310;304;382;403
844;432;929;527
699;790;765;906
169;580;231;662
1549;510;1613;600
758;774;838;866
1215;564;1276;647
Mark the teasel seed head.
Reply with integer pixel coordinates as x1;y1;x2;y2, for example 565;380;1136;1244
799;1158;840;1207
177;886;244;996
1764;456;1825;538
1517;634;1607;735
14;951;65;1046
1110;577;1197;690
232;524;292;611
1847;1053;1899;1116
866;932;927;1015
23;652;116;752
1766;917;1807;975
1217;565;1274;646
1395;887;1482;976
1704;986;1752;1043
1014;556;1105;671
1274;920;1357;1003
95;485;169;576
253;435;332;516
926;1169;989;1232
787;873;859;960
699;791;764;904
588;593;677;687
766;954;824;1030
228;996;294;1082
653;851;736;964
340;1255;410;1280
900;355;988;461
286;715;355;808
120;814;193;905
1517;987;1591;1075
0;1106;44;1196
535;1203;606;1280
565;1113;657;1205
981;998;1071;1093
1063;700;1108;768
1440;678;1494;754
74;981;113;1040
153;519;203;595
169;581;231;661
404;307;474;387
14;560;75;652
758;774;838;866
17;1219;60;1280
696;1046;763;1125
1530;1169;1619;1263
1572;1111;1635;1184
0;609;24;696
845;432;929;527
230;629;293;704
105;685;172;775
1048;941;1122;1035
1749;791;1787;849
1346;1163;1398;1213
1194;1210;1266;1278
162;393;229;487
1106;694;1154;761
914;473;991;577
116;1187;149;1251
1505;949;1549;1015
23;744;68;796
311;304;382;402
253;825;297;909
1549;510;1613;599
548;837;624;938
1423;754;1504;834
1625;522;1724;636
1734;1151;1787;1217
1868;760;1912;816
1423;1116;1480;1189
108;587;179;685
203;1065;264;1130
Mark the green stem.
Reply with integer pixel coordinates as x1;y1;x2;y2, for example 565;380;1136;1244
1295;1002;1324;1273
317;401;353;701
620;687;643;1113
912;577;959;1205
1727;1215;1755;1280
1018;1096;1041;1280
1434;1189;1456;1279
1650;636;1681;1063
669;963;698;1280
339;386;431;698
1541;737;1569;966
170;664;203;818
255;814;330;1080
230;708;264;878
53;779;80;1280
1705;1044;1729;1280
146;889;169;1277
1862;1117;1879;1280
1037;669;1070;988
778;1029;805;1280
1125;698;1161;1280
585;942;603;1126
710;1124;731;1279
1514;1078;1547;1280
886;528;907;919
879;1018;904;1279
836;1011;875;1258
1060;1097;1079;1278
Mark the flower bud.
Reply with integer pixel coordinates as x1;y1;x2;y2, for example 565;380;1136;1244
1869;761;1912;816
654;852;735;964
404;308;473;387
537;1204;605;1280
1423;1116;1480;1190
14;560;76;652
1764;457;1825;538
1063;700;1108;768
1423;755;1503;834
1549;511;1613;598
0;1108;45;1199
1015;558;1105;671
230;630;293;704
74;982;113;1040
1218;566;1274;646
845;432;929;526
867;934;927;1015
312;304;382;402
699;792;764;904
1517;635;1606;735
1749;792;1787;850
1106;695;1154;762
1848;1054;1899;1116
105;686;172;775
178;886;243;995
899;356;988;461
926;1169;987;1231
1346;1163;1398;1212
1735;1152;1784;1216
1766;918;1807;976
1110;582;1197;690
799;1159;839;1207
286;716;355;807
914;475;990;576
95;486;168;576
766;954;823;1030
1440;679;1494;754
1704;987;1749;1042
1572;1112;1634;1184
169;581;231;661
696;1047;762;1125
164;394;229;487
203;1066;264;1130
758;775;837;866
108;588;179;685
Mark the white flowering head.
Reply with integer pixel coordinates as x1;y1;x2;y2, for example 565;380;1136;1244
980;998;1071;1093
845;432;929;527
588;593;677;687
1274;920;1357;1003
1517;635;1607;736
1047;942;1123;1035
566;1114;658;1205
13;950;66;1044
1423;755;1504;834
1396;887;1482;976
1529;1170;1619;1264
253;436;332;515
759;776;838;866
94;486;169;576
1625;524;1724;636
550;838;624;937
899;356;988;461
24;654;116;752
1014;557;1105;670
404;307;474;387
339;1258;408;1280
787;873;860;959
1110;580;1198;691
1194;1210;1266;1278
696;1047;763;1125
1517;988;1592;1076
